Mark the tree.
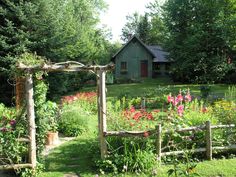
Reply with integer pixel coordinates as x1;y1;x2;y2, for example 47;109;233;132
0;0;110;104
121;12;141;42
162;0;236;83
121;4;167;45
146;0;168;45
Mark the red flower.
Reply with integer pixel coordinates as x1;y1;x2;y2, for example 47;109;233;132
153;109;160;113
133;112;142;120
146;113;153;120
130;106;136;113
143;131;149;137
177;93;183;102
185;94;192;102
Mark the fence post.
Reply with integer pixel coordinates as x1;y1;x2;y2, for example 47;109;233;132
141;97;146;109
99;69;107;159
156;124;162;163
25;73;37;169
205;121;212;160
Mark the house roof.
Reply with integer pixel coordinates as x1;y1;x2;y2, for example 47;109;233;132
112;35;170;63
147;46;169;62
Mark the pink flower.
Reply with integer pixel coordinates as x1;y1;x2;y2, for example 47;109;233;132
177;105;184;116
0;127;7;132
177;93;183;102
185;94;192;102
167;95;174;103
173;97;179;106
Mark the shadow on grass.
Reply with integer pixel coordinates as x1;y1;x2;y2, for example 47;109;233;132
44;136;99;176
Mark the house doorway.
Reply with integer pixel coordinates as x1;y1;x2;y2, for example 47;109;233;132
140;60;148;77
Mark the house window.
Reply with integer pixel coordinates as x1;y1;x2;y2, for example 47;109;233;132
121;62;127;73
153;63;160;71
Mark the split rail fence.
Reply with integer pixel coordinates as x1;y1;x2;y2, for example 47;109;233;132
103;121;236;162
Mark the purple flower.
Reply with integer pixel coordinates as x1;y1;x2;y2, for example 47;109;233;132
10;120;16;126
0;127;7;132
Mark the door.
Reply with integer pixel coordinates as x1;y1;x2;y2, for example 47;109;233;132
140;60;148;77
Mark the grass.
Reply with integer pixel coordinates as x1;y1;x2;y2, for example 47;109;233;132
82;78;231;99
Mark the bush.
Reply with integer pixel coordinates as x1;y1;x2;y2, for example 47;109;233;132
0;104;28;165
59;102;89;137
96;137;157;175
213;100;236;124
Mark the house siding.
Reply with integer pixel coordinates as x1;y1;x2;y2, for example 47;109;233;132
114;40;153;79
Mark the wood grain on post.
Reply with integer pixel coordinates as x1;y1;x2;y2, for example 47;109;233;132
99;70;107;159
25;74;37;168
156;124;162;162
205;121;212;160
96;73;100;127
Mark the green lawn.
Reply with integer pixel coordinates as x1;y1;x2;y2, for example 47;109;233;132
82;78;231;99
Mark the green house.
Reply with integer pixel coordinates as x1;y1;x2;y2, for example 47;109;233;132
112;35;170;80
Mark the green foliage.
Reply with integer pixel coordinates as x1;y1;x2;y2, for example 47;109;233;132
0;104;27;166
96;137;157;175
213;100;236;124
167;151;200;177
121;7;166;45
0;0;113;104
20;162;45;177
162;0;236;83
59;101;91;137
225;85;236;101
34;78;59;155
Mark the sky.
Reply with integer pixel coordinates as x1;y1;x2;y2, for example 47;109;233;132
100;0;155;42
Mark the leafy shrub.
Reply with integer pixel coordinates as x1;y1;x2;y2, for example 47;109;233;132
213;100;236;124
59;102;89;136
96;137;157;175
34;78;59;154
0;104;28;165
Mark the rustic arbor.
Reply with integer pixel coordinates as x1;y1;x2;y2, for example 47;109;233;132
0;61;113;170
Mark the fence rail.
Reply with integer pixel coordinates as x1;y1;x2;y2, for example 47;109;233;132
103;121;236;162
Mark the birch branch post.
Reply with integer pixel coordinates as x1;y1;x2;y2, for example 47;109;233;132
98;69;107;159
25;74;37;169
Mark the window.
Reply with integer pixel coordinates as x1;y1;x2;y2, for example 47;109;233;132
120;62;127;74
153;63;160;71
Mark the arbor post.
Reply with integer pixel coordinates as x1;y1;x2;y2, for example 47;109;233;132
99;69;107;159
25;73;37;168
